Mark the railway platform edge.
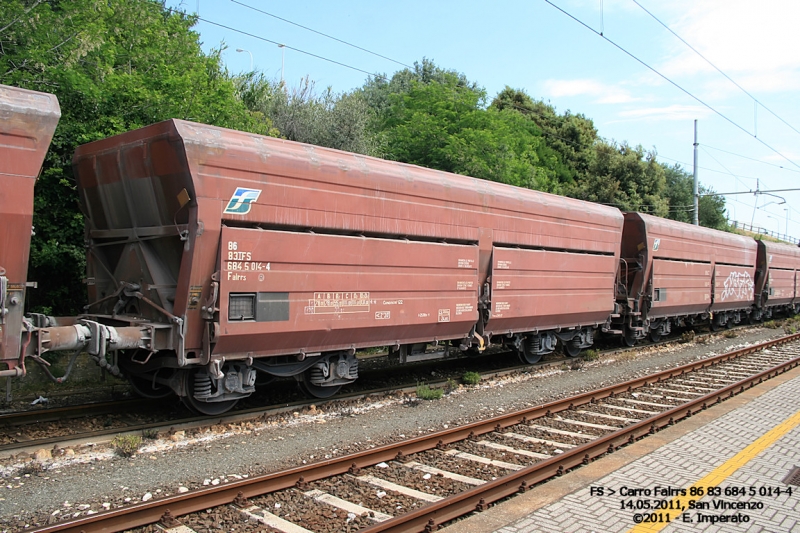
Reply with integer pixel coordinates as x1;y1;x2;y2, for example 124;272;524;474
441;362;800;533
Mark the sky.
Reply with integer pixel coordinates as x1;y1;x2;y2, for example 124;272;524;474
170;0;800;242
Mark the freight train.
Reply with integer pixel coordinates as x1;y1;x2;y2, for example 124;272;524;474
2;85;799;415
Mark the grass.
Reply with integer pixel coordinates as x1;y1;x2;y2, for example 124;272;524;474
680;331;696;343
461;371;481;385
112;434;142;457
723;330;738;338
415;383;443;401
583;349;599;361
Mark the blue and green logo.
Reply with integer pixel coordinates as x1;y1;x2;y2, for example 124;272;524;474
224;187;262;215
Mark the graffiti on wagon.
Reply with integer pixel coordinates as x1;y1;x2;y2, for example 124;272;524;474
720;271;754;301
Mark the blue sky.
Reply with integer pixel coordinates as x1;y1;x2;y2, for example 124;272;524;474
171;0;800;241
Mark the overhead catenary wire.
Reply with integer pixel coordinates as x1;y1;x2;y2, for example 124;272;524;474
177;4;791;224
631;0;800;140
542;0;800;171
699;146;751;192
182;5;784;192
229;0;415;70
701;144;800;174
183;12;391;82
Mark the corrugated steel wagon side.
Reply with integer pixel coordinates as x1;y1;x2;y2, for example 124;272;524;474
64;119;623;413
755;240;800;317
618;213;758;342
0;85;60;378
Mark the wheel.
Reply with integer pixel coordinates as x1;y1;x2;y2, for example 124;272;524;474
298;370;342;399
128;372;174;399
180;370;239;416
517;346;542;365
710;319;722;332
564;339;582;357
120;352;176;399
648;330;662;343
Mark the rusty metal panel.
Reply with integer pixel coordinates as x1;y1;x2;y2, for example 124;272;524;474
623;213;757;317
637;213;757;266
649;260;711;318
760;240;800;271
74;119;624;358
765;269;795;306
0;85;60;374
172;120;623;257
486;247;616;334
756;240;800;306
712;264;756;312
215;227;479;357
73;122;201;351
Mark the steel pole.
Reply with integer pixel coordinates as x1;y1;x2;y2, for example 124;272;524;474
693;120;699;225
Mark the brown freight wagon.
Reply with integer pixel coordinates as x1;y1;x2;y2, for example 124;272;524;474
755;240;800;317
0;85;60;378
57;119;624;413
618;213;758;343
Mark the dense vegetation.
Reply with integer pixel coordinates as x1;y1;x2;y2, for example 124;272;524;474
2;1;727;314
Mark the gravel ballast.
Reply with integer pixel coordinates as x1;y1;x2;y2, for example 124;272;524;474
0;327;791;531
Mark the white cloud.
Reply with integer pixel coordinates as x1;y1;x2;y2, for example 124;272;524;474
543;78;638;104
656;0;800;89
617;104;713;122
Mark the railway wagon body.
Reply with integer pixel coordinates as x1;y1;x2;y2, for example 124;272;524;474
0;85;60;377
755;240;800;317
619;213;758;341
68;118;623;411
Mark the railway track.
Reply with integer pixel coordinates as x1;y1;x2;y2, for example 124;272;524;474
0;346;578;456
25;333;800;533
0;323;765;457
0;323;789;461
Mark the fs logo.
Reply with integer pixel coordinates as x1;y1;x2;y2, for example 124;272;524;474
224;187;261;215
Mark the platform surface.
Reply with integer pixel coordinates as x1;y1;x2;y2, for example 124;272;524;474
443;362;800;533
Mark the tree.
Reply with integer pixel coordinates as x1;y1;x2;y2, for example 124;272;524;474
663;164;728;229
360;62;564;191
572;141;669;216
236;73;383;156
491;87;598;189
1;0;269;314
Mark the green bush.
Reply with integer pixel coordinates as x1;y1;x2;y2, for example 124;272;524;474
462;371;481;385
583;349;599;361
112;435;142;458
416;384;443;401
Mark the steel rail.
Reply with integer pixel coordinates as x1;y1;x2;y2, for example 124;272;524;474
363;335;800;533
28;333;800;533
0;399;159;428
0;325;748;454
0;348;579;455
